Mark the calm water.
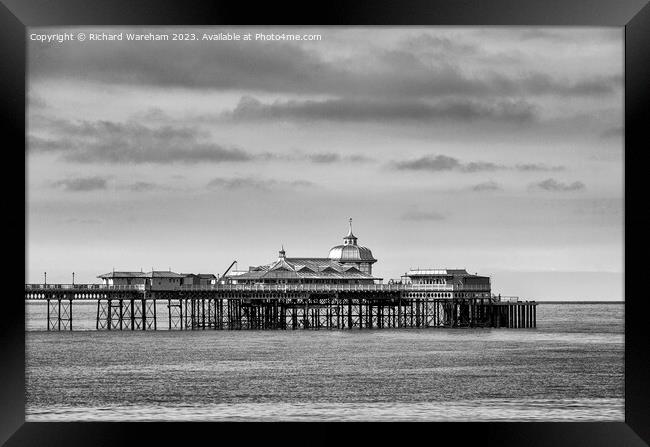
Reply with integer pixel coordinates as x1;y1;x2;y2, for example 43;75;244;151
25;302;624;421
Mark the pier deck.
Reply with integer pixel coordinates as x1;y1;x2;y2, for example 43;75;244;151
25;283;536;331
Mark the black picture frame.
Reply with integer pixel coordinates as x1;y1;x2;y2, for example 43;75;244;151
2;0;649;445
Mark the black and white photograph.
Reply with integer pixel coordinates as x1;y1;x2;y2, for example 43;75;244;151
24;26;624;422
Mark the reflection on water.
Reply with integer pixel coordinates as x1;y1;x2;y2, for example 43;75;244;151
26;303;624;421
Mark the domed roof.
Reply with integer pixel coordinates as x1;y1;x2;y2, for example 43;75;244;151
328;244;376;262
328;218;377;263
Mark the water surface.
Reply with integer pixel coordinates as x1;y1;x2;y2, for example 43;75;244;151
25;302;624;421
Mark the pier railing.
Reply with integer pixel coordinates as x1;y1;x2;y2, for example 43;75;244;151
24;282;495;293
25;284;145;291
189;284;489;292
179;283;456;292
493;295;520;302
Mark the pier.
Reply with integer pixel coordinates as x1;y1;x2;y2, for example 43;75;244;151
25;283;537;331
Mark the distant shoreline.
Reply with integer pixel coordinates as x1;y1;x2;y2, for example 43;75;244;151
535;301;623;304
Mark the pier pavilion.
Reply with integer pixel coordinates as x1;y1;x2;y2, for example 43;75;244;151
98;270;215;290
227;219;381;286
401;269;491;299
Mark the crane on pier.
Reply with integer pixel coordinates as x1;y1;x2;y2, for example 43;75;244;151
219;260;237;284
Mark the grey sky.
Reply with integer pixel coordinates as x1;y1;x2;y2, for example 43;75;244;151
26;27;623;300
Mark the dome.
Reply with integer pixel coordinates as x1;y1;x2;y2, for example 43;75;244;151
328;244;377;262
328;218;377;263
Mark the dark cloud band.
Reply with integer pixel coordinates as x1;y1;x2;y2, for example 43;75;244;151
392;155;565;174
529;178;586;192
29;29;621;100
51;176;108;192
228;96;538;124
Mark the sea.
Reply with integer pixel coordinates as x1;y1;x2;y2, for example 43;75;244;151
25;302;624;422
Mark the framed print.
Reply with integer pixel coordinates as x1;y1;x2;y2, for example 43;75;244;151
2;0;649;445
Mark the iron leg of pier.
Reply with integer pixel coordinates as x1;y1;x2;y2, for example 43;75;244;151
180;299;184;330
524;304;530;328
118;300;122;330
141;298;146;330
190;299;194;330
523;304;529;328
347;299;352;329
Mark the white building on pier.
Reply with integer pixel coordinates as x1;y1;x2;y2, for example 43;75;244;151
400;269;491;298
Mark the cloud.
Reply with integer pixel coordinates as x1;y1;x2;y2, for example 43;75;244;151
29;116;378;166
514;28;621;44
392;155;567;174
530;178;586;192
125;181;158;192
135;107;171;122
309;152;341;163
28;118;253;164
393;155;506;173
305;152;374;164
206;176;314;191
401;210;446;221
28;94;48;109
471;181;502;191
51;176;108;192
347;154;374;163
393;155;460;171
28;135;77;152
228;96;538;124
29;29;620;100
519;72;620;96
515;163;565;172
600;126;623;139
30;34;332;94
462;162;503;173
517;29;569;41
402;34;479;56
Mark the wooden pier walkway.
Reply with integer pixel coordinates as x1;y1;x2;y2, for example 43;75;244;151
25;284;537;331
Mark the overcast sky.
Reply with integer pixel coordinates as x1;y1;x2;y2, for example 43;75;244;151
26;27;623;300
